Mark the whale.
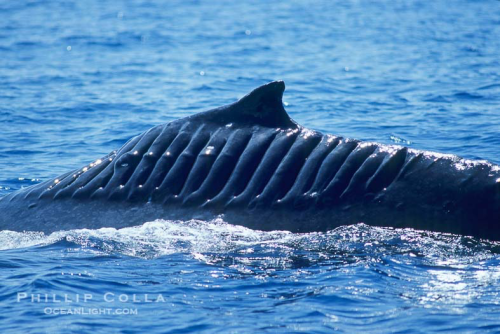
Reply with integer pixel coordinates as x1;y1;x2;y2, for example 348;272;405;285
0;81;499;239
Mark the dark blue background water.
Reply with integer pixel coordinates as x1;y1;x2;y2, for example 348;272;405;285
1;0;500;333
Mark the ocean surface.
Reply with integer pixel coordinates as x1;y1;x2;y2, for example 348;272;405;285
1;0;500;333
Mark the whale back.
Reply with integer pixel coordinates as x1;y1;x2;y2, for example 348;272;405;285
13;81;411;211
2;81;499;238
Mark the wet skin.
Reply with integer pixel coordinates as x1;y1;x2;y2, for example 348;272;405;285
1;81;499;239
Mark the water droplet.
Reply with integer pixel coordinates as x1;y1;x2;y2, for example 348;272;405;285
66;46;72;51
205;146;215;155
199;71;205;76
245;29;252;35
390;135;412;145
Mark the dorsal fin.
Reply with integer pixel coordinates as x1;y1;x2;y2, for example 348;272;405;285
231;81;295;128
188;81;296;129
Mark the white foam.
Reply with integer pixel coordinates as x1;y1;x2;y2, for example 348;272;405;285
0;220;496;264
0;218;294;258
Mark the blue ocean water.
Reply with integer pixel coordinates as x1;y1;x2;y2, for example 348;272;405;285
1;0;500;332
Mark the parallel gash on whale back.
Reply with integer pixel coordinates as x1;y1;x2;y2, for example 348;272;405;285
1;81;499;239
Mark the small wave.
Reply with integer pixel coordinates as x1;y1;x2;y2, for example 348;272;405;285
453;91;484;100
0;218;293;258
0;220;497;266
477;83;500;91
